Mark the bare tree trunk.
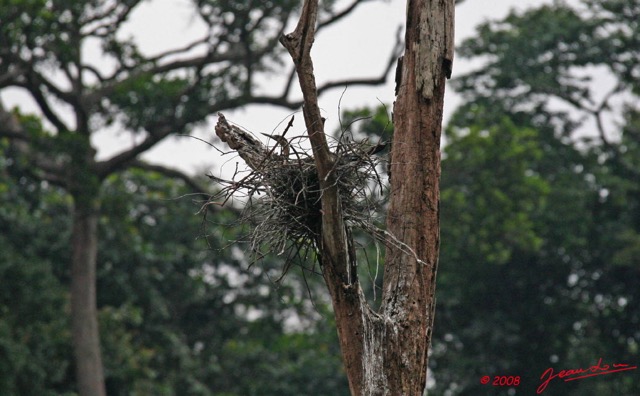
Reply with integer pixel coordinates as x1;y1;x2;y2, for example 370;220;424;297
280;0;454;394
70;198;106;396
374;0;454;391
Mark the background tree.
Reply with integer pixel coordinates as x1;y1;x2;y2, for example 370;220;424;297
428;0;640;394
0;136;348;395
0;131;72;396
0;1;396;394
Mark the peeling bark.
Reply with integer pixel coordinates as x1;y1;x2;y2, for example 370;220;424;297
414;0;455;99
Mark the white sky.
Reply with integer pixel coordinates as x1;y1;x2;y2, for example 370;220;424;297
2;0;554;177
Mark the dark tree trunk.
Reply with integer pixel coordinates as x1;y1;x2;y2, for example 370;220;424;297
70;192;106;396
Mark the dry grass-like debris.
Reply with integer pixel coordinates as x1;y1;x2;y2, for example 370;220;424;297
206;113;388;279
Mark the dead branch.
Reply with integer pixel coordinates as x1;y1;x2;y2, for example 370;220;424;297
279;0;333;175
214;113;275;170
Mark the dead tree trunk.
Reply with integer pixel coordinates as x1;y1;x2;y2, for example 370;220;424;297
377;0;454;392
281;0;453;394
215;0;453;393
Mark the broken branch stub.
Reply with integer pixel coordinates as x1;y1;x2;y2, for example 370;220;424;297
214;112;274;170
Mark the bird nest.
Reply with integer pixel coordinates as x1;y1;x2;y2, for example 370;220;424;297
206;113;388;278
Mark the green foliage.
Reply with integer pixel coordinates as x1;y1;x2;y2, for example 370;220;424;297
433;107;590;395
442;115;549;265
0;0;80;65
0;145;73;395
0;144;347;394
430;0;640;394
338;105;394;142
96;168;347;395
5;0;638;394
211;314;348;396
454;0;639;135
105;73;187;131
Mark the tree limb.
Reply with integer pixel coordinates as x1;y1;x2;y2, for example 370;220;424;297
0;67;24;89
280;4;366;393
87;45;247;105
95;125;174;179
267;24;401;110
127;159;212;196
23;78;70;133
81;1;141;37
592;104;640;182
31;69;76;105
81;64;108;83
0;98;66;187
317;0;370;29
245;52;399;110
145;36;212;66
280;0;332;170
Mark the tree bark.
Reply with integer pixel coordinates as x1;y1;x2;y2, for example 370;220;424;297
70;196;106;396
375;0;454;391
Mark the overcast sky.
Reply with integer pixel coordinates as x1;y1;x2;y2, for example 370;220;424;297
2;0;553;177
